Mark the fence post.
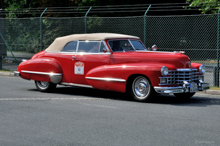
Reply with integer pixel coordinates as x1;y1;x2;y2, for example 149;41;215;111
85;7;92;34
144;5;151;46
0;56;2;70
0;32;18;64
213;67;220;86
217;9;220;87
40;8;48;51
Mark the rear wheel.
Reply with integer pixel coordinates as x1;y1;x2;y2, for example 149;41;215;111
174;92;195;99
130;76;155;102
35;81;56;92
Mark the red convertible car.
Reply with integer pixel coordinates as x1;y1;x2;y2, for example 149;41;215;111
14;33;209;102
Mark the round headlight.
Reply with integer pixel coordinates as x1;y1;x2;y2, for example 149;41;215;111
161;66;169;76
199;65;206;74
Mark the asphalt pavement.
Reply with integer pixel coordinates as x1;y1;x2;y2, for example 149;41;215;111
0;76;220;146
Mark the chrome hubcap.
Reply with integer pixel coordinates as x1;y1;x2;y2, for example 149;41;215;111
133;77;149;99
138;83;146;92
37;81;49;89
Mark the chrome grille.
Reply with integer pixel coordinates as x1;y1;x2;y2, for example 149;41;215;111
160;69;200;85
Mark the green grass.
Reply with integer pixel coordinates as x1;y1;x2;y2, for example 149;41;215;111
192;60;217;64
210;86;220;90
0;69;13;73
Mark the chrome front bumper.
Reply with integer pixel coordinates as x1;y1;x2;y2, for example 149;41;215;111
154;83;210;94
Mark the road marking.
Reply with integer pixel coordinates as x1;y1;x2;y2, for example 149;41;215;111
0;97;106;101
79;102;119;109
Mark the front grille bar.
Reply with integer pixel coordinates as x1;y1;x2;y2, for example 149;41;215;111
160;68;201;85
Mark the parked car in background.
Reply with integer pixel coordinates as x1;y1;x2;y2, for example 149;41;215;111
14;33;209;102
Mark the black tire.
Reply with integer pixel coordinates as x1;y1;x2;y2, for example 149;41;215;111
35;81;57;92
173;92;196;99
130;76;155;102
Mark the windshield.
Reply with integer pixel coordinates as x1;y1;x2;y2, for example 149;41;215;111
108;40;134;52
130;40;147;51
108;39;147;52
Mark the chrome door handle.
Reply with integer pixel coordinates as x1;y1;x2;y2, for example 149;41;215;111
72;56;78;61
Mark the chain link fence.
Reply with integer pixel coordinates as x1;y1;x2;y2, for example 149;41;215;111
0;14;219;86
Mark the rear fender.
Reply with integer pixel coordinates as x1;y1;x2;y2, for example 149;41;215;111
17;58;62;84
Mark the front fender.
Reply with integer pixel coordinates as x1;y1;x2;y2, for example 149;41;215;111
86;63;175;93
191;62;202;69
17;58;62;84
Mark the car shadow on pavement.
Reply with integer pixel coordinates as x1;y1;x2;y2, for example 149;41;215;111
29;86;131;101
29;86;220;106
54;86;132;101
151;94;220;106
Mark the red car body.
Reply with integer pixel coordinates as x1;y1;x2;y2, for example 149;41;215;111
14;33;209;102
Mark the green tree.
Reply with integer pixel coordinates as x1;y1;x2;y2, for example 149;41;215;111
186;0;220;14
4;0;36;17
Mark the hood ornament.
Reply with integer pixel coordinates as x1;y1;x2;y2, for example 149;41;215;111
174;51;185;54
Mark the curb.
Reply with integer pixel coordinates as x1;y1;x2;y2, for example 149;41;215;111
199;90;220;95
0;71;14;77
1;71;220;95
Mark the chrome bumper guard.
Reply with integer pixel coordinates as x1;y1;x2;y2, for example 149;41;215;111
154;81;210;94
14;71;20;77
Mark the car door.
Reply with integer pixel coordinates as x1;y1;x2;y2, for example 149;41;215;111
71;41;111;86
50;41;78;83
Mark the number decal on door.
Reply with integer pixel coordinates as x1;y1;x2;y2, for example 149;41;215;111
75;62;84;75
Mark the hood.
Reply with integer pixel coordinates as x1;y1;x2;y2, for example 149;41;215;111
110;51;191;69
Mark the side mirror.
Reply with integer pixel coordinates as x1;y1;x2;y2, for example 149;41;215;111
152;44;157;51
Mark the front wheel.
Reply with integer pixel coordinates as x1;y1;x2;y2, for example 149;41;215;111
35;81;56;92
130;76;155;102
174;92;196;99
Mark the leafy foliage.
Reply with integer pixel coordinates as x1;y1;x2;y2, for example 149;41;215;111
4;18;41;53
2;0;201;53
186;0;220;14
4;0;36;18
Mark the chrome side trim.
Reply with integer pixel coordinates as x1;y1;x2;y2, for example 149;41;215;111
21;70;62;84
45;51;111;55
21;70;62;76
77;52;111;55
60;82;93;88
86;77;126;82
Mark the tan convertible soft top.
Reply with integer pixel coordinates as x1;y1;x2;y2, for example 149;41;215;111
45;33;140;52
